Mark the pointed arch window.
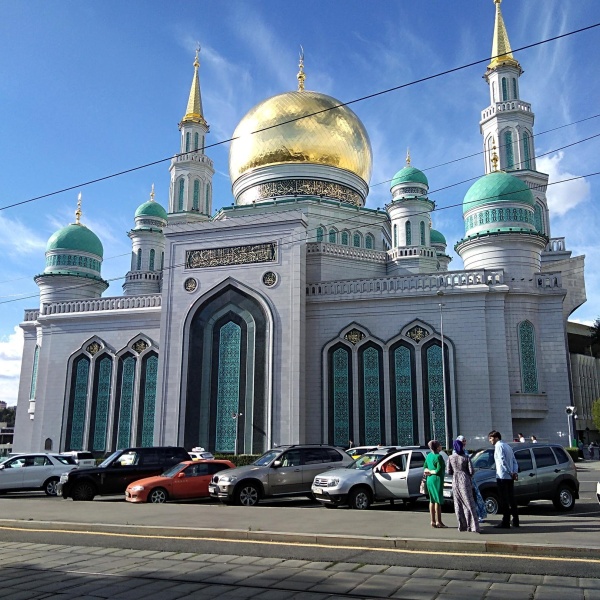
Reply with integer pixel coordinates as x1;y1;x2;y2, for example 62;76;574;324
328;344;352;447
30;346;39;400
329;229;337;244
178;179;185;211
420;221;426;246
316;227;324;243
359;344;384;445
353;233;361;247
423;342;450;444
149;249;155;271
390;343;417;446
136;249;142;271
194;132;199;151
91;355;112;452
534;204;544;233
504;130;514;169
393;224;398;247
185;132;190;152
139;353;158;447
365;234;374;249
341;231;349;246
205;183;211;214
523;132;532;170
519;321;538;393
116;355;136;449
68;356;90;451
160;252;164;271
512;77;518;99
501;77;508;101
405;221;412;245
193;179;200;210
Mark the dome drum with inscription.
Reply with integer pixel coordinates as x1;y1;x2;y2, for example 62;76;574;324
229;90;373;206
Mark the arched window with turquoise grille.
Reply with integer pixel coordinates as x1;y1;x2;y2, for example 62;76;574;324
423;341;450;444
523;132;532;169
420;221;425;245
194;132;199;150
185;132;190;152
534;204;544;233
91;355;112;452
512;77;518;99
316;227;324;242
328;343;352;447
136;249;142;271
365;234;374;249
504;130;514;169
359;343;384;445
68;355;90;451
116;354;136;450
160;252;164;270
390;342;417;446
341;231;349;246
405;221;412;245
206;183;211;214
193;180;200;210
502;77;508;101
353;232;361;247
149;249;155;271
393;225;397;247
329;229;337;244
178;179;185;211
139;352;158;447
518;321;538;393
30;346;39;400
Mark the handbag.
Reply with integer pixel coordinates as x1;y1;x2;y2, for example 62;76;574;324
419;471;428;495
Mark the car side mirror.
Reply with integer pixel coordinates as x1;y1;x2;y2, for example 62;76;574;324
176;472;186;479
272;460;282;468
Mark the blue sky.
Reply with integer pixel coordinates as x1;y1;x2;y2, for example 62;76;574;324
1;0;599;405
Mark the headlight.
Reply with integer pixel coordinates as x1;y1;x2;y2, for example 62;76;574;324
219;475;237;483
129;485;145;492
327;478;340;487
60;474;69;482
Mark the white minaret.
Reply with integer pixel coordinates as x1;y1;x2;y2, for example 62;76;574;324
480;0;551;240
168;46;215;223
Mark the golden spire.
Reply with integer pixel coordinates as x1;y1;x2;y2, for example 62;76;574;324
297;46;306;92
406;148;411;166
181;44;208;127
491;141;499;172
150;183;155;202
74;192;82;225
488;0;521;71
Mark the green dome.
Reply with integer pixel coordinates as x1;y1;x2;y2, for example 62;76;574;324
463;171;535;214
391;166;429;188
135;200;168;220
430;229;446;245
46;224;103;258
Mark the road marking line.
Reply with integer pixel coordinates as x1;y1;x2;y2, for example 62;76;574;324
0;525;597;564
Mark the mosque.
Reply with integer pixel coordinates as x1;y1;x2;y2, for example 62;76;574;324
13;0;586;454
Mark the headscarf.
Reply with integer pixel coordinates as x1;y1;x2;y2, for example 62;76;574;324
453;439;464;455
428;440;440;452
457;435;466;443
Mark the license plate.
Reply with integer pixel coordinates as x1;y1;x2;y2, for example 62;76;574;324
313;487;323;494
443;489;452;498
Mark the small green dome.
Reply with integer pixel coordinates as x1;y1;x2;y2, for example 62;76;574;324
430;229;446;245
46;224;103;258
463;171;534;214
135;200;168;220
391;166;429;189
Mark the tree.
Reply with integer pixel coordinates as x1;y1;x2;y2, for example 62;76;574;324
592;398;600;433
591;317;600;346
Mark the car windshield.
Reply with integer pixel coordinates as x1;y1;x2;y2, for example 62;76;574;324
471;450;495;470
98;451;121;468
253;450;282;466
162;463;186;477
348;452;383;470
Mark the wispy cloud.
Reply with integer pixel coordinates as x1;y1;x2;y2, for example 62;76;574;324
0;214;46;258
0;326;23;406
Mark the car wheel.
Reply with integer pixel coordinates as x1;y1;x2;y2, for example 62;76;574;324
43;477;59;496
482;491;499;515
348;487;371;510
553;484;575;511
148;487;168;504
235;482;260;506
72;482;95;501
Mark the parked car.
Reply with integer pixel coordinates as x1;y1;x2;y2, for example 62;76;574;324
58;446;191;501
60;451;96;468
208;444;353;506
189;447;215;461
443;442;579;513
312;447;445;509
126;459;235;503
345;445;404;460
0;453;77;496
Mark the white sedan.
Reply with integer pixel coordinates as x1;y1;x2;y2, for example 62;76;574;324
0;453;77;496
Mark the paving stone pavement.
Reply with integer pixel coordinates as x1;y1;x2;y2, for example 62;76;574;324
0;542;599;599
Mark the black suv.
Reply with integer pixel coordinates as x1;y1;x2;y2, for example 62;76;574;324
58;447;190;501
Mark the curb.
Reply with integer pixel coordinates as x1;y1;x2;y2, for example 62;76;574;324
0;519;597;560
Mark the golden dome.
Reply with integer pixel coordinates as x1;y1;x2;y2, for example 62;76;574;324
229;91;372;184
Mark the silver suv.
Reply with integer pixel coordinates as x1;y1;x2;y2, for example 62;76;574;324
208;445;352;506
443;442;579;513
312;447;439;510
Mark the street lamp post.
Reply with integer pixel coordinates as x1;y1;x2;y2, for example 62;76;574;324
232;412;243;456
437;291;450;450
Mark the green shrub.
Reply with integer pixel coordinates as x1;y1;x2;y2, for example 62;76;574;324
565;447;580;462
214;453;260;467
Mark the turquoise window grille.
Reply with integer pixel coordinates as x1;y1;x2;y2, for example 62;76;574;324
116;356;136;449
405;222;412;245
523;133;531;169
215;321;242;453
393;225;397;247
185;132;190;152
501;77;508;101
499;208;504;221
362;347;382;445
316;227;324;242
518;321;538;393
140;354;158;447
365;234;374;249
194;132;199;150
505;131;514;169
149;249;155;271
329;229;337;244
30;346;39;400
420;221;425;245
534;204;543;233
160;252;164;270
136;249;142;270
70;357;90;451
393;346;414;446
426;344;446;443
353;233;360;247
206;183;211;214
332;346;351;447
178;179;185;211
193;180;200;210
341;231;349;245
512;78;517;99
92;356;112;452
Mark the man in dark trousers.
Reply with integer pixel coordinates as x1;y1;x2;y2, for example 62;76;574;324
488;430;519;528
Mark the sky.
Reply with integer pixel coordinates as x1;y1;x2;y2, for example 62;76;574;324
0;0;599;406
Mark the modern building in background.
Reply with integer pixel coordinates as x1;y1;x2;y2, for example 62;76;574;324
14;1;586;454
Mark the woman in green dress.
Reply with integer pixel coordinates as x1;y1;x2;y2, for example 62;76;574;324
424;440;447;528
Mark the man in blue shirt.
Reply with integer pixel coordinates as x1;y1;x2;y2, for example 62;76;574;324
488;430;519;528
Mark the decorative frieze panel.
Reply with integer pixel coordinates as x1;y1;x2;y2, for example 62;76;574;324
344;329;366;345
186;242;277;269
406;326;429;343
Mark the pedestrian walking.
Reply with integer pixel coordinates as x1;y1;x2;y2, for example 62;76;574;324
518;433;526;443
447;439;480;533
424;440;447;529
590;442;597;460
456;435;487;522
488;430;519;529
530;435;538;443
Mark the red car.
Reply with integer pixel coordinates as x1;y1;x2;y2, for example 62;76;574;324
125;459;235;503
